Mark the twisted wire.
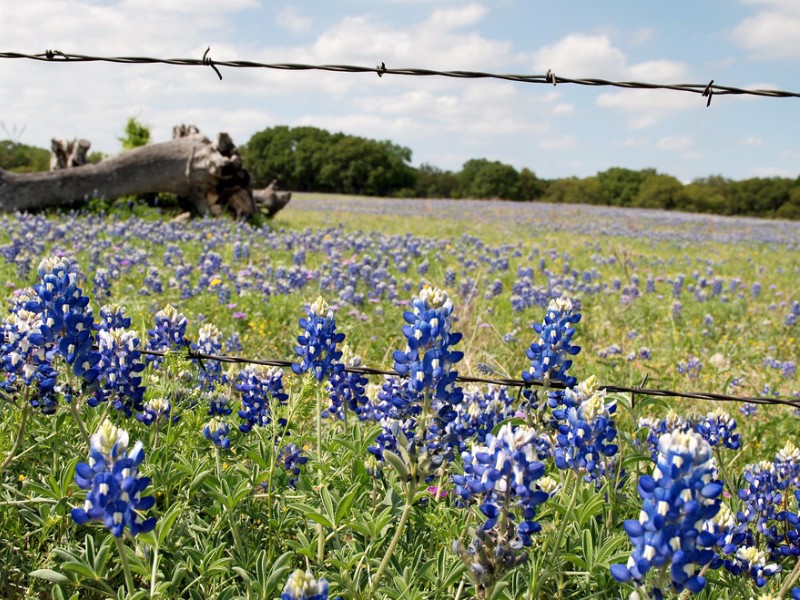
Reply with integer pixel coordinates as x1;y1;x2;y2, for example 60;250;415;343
140;348;800;410
0;50;798;101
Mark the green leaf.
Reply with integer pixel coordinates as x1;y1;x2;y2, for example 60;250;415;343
29;569;70;584
383;450;409;481
305;511;333;528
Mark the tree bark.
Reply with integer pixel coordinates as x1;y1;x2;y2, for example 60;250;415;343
0;132;290;218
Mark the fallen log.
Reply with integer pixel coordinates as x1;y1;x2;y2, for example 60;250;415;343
0;130;290;218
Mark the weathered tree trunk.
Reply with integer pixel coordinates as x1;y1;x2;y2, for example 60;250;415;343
253;179;292;218
0;131;290;218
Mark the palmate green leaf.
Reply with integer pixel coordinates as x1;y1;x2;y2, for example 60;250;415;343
29;569;70;584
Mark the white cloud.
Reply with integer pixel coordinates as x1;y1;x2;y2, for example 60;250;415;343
424;4;487;30
277;7;313;34
532;33;692;128
732;0;800;58
596;90;697;129
539;134;575;149
532;33;627;77
655;135;703;160
751;165;792;177
738;136;764;146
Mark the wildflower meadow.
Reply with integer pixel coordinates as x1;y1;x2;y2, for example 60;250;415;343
0;195;798;599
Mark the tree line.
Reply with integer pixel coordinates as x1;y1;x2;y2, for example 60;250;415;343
2;123;800;219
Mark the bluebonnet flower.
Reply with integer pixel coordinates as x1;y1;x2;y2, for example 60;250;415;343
236;365;288;433
206;390;233;417
71;420;157;538
193;323;225;390
147;304;188;364
726;546;781;588
1;258;100;406
292;297;345;382
677;355;702;379
324;345;369;420
740;403;758;418
703;502;749;567
520;298;581;412
392;285;463;409
93;268;111;300
553;376;619;484
278;442;309;488
203;417;231;449
446;384;519;453
694;408;740;451
452;423;551;593
31;257;96;370
135;397;174;427
98;304;131;330
89;328;146;417
281;569;329;600
0;291;60;413
611;431;723;597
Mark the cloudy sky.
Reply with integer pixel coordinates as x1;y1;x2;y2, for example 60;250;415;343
1;0;799;181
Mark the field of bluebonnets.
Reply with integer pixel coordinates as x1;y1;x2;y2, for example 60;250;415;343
1;194;799;599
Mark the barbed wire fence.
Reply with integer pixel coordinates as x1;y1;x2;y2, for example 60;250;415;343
2;47;799;411
2;49;800;106
140;347;800;411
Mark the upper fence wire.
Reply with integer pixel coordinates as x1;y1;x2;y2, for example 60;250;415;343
2;49;800;106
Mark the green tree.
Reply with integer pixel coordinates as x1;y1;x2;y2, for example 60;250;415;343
0;140;50;172
633;173;686;209
457;159;522;200
596;167;654;206
542;176;603;205
119;117;150;150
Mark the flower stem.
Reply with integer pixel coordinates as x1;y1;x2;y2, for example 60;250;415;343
0;404;29;475
114;535;136;596
316;389;324;564
68;400;91;446
368;480;418;597
529;472;580;599
778;555;800;598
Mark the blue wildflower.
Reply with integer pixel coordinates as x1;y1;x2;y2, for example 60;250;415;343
453;423;552;592
89;328;146;417
192;323;225;390
324;345;369;420
553;375;619;484
278;442;309;488
135;397;174;427
203;417;231;449
71;420;157;537
281;569;329;600
611;430;723;597
147;304;188;365
521;298;580;412
291;297;345;382
236;365;288;433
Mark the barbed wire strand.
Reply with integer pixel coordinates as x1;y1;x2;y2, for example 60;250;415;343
2;50;800;101
140;347;800;410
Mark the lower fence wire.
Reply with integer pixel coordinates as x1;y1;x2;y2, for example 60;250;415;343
141;348;800;411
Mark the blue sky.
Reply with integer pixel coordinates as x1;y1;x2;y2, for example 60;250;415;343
1;0;799;181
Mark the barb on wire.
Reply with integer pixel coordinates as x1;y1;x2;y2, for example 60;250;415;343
140;347;800;411
2;50;800;101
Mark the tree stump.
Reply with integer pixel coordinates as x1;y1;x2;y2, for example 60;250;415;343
0;129;291;218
